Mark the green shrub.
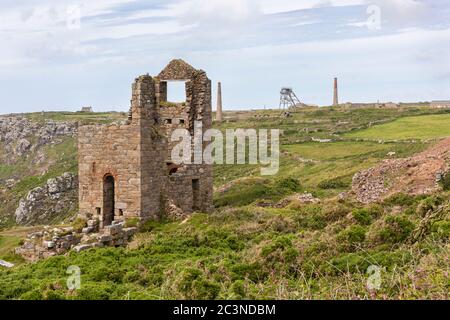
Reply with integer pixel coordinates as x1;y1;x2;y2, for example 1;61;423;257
230;262;267;282
71;217;87;233
323;204;350;222
378;215;415;244
139;219;166;233
260;236;299;273
431;221;450;239
20;289;43;300
328;249;412;275
274;177;301;192
352;209;373;225
337;225;366;250
383;193;416;207
124;217;139;228
177;268;220;299
416;195;445;216
76;283;115;300
231;280;246;299
318;177;349;189
440;173;450;191
352;205;382;225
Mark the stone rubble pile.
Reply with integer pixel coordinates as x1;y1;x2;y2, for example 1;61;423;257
15;220;138;262
352;138;450;203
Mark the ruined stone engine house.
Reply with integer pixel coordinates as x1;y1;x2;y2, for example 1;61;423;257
78;59;213;228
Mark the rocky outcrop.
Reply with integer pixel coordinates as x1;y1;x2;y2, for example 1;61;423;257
15;173;78;225
0;116;77;164
15;222;138;262
353;138;450;203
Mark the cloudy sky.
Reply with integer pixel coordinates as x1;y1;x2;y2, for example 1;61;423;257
1;0;449;113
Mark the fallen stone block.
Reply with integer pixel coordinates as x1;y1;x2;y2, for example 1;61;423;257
73;244;93;252
104;224;122;236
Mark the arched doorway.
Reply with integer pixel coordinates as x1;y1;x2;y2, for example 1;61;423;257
103;175;115;226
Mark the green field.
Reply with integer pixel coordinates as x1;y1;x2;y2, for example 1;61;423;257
344;114;450;140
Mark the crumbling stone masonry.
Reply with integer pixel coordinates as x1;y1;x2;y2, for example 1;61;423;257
78;59;213;228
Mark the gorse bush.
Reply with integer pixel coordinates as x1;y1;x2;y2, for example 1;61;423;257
352;209;373;225
318;177;349;190
416;195;445;216
337;225;366;251
431;221;450;239
274;177;301;192
383;193;416;207
378;215;415;244
440;173;450;191
177;268;220;300
352;205;382;225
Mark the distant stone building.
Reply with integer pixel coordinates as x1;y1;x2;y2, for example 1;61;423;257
78;59;213;228
343;102;399;109
430;101;450;109
80;106;93;113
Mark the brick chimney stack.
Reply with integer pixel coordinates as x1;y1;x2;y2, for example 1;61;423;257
216;82;223;122
333;77;339;106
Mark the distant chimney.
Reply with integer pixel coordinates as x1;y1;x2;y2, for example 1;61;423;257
333;78;339;106
216;82;223;122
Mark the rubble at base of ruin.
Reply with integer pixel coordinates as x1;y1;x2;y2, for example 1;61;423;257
16;220;138;262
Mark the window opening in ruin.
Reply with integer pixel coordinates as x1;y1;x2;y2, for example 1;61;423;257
119;209;123;216
192;179;200;211
103;175;115;226
167;162;179;175
96;207;101;215
165;119;172;124
179;119;185;124
166;81;187;103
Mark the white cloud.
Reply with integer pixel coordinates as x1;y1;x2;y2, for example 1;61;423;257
259;0;367;14
175;0;260;25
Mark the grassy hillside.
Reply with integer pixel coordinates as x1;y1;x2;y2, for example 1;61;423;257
0;106;449;300
0;112;125;229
